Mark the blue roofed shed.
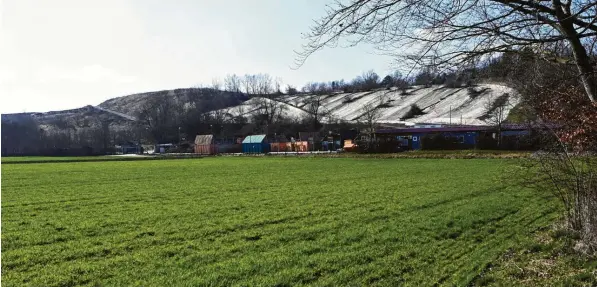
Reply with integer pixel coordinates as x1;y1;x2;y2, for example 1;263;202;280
242;135;270;153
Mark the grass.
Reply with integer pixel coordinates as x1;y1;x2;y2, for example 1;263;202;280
1;156;117;162
473;226;597;286
317;150;531;159
1;157;559;286
0;156;131;164
1;154;204;164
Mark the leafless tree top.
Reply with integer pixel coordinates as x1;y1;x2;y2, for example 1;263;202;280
296;0;597;101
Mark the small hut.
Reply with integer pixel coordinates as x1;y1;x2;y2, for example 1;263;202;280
242;135;270;154
194;134;216;155
298;132;321;151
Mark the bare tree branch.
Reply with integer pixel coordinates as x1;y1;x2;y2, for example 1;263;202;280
296;0;597;102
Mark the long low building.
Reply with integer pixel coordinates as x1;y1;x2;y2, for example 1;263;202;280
375;125;531;150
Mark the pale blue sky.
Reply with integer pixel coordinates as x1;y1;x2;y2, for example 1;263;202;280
0;0;396;113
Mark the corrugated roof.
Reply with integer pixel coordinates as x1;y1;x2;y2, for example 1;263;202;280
242;135;267;144
194;134;214;145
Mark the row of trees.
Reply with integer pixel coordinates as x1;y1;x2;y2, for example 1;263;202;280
214;73;284;95
295;70;417;96
136;73;291;144
212;68;451;101
1;110;143;156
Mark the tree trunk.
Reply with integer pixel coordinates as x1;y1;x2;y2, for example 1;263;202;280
557;7;597;102
568;36;597;102
573;57;596;103
497;124;502;149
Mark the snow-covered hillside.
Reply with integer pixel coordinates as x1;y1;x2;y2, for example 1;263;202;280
219;84;517;126
216;97;311;119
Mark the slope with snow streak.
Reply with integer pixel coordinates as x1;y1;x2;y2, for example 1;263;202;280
413;84;516;125
214;97;310;119
226;84;516;125
92;105;138;121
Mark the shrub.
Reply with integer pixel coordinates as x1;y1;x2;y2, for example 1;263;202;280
402;104;426;120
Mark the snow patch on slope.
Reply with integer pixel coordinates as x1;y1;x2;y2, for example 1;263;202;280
92;105;137;121
217;84;517;126
213;97;310;120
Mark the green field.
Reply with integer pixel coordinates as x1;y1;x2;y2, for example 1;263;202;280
1;156;122;163
1;155;205;164
1;158;558;286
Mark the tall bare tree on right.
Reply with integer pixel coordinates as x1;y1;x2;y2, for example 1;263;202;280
296;0;597;102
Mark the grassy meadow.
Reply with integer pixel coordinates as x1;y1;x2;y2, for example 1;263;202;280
1;156;123;163
1;157;559;286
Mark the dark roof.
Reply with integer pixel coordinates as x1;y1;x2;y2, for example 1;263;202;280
377;126;489;134
376;124;534;134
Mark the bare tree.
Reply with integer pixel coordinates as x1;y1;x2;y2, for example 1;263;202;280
301;81;335;128
274;77;283;95
504;51;597;249
251;73;287;127
482;94;510;148
305;93;330;129
95;119;113;151
253;97;287;129
302;82;319;94
361;70;380;90
254;74;272;95
211;107;229;128
1;115;42;155
137;94;182;143
317;82;332;94
296;0;597;102
392;71;410;93
224;74;242;93
211;78;223;92
349;76;365;92
207;79;229;130
242;74;258;95
331;79;346;92
286;85;298;95
358;99;383;142
233;104;247;124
